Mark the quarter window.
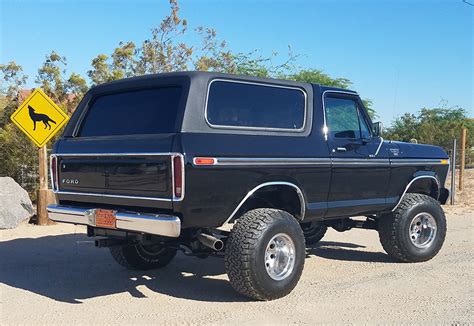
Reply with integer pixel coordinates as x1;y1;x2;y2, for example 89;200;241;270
206;80;306;130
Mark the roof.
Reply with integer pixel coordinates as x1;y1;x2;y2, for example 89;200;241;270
92;71;357;94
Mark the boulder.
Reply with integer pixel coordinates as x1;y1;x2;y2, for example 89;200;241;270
0;177;34;229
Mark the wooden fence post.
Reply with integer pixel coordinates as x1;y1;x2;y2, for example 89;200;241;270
450;139;456;205
459;128;467;191
37;146;50;225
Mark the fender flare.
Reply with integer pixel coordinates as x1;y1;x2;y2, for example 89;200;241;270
224;181;306;223
391;175;440;212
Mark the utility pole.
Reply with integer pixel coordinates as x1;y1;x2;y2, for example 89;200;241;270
459;128;467;191
37;146;50;225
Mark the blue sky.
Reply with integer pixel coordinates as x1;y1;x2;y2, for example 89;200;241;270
1;0;473;125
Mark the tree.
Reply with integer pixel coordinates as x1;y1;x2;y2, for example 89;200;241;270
0;62;38;197
0;61;27;98
285;69;376;119
0;62;28;127
385;106;473;150
36;51;88;114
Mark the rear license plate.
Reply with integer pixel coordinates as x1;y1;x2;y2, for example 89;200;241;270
95;209;117;229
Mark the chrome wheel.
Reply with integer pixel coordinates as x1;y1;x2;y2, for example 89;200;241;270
409;212;437;248
264;233;296;281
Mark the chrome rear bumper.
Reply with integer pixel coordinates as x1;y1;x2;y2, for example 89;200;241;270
47;205;181;237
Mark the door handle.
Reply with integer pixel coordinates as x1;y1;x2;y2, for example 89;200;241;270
335;147;347;152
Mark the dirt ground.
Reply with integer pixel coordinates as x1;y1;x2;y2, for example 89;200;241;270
1;172;473;325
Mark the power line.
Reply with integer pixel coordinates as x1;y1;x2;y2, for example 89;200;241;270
462;0;474;6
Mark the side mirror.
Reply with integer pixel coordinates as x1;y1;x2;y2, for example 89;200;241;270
372;121;383;137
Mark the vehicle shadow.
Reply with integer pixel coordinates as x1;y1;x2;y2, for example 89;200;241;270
0;233;247;304
306;241;395;263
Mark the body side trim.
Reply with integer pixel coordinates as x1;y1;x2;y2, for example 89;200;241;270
223;181;306;224
53;190;173;202
191;157;447;167
370;137;384;157
215;157;330;166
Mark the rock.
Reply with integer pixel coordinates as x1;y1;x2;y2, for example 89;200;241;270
0;177;34;229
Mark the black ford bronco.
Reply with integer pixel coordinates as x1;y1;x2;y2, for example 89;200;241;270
48;72;450;300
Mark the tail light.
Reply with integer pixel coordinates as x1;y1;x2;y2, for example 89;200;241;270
172;155;184;199
50;155;58;191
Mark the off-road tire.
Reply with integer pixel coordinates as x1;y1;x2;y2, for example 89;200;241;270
109;244;177;270
378;193;447;262
225;208;306;301
301;222;327;245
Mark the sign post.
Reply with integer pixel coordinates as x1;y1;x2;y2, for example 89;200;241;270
37;146;49;225
10;89;69;225
459;128;467;191
450;138;456;205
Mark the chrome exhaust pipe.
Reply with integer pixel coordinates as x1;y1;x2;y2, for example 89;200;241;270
197;233;224;251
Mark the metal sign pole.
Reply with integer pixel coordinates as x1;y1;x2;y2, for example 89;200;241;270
450;139;456;205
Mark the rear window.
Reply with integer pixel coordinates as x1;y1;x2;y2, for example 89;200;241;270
206;80;306;130
79;87;182;137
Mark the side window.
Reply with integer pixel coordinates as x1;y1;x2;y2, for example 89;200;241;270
325;97;361;139
206;80;306;130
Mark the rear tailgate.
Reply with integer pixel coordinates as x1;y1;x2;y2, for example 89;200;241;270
56;154;173;199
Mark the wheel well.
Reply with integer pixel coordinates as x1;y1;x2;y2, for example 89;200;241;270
406;177;439;200
230;184;304;223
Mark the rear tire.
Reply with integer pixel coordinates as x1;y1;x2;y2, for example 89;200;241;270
301;222;327;245
225;208;306;301
109;243;177;270
378;193;446;262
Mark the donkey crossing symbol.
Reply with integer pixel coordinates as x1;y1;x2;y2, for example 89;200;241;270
10;88;69;147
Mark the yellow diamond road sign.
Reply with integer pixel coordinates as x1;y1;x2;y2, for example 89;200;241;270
10;89;69;147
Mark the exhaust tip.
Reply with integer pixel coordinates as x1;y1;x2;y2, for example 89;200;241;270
213;240;224;251
197;233;224;251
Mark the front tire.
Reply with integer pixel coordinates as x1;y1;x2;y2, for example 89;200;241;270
225;208;306;301
378;193;447;262
109;243;177;270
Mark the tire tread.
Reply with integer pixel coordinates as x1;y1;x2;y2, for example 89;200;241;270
379;193;446;262
225;208;304;300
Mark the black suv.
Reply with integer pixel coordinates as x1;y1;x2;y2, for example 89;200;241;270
48;72;450;300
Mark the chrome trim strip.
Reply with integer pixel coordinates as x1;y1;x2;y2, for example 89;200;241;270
332;158;390;165
321;90;359;141
391;159;448;166
214;157;331;166
223;181;306;224
55;191;173;202
191;157;448;167
52;152;180;157
51;152;185;202
204;79;308;132
47;204;181;237
391;176;440;212
369;137;384;157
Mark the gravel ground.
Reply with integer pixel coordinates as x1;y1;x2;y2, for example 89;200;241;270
0;203;472;325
